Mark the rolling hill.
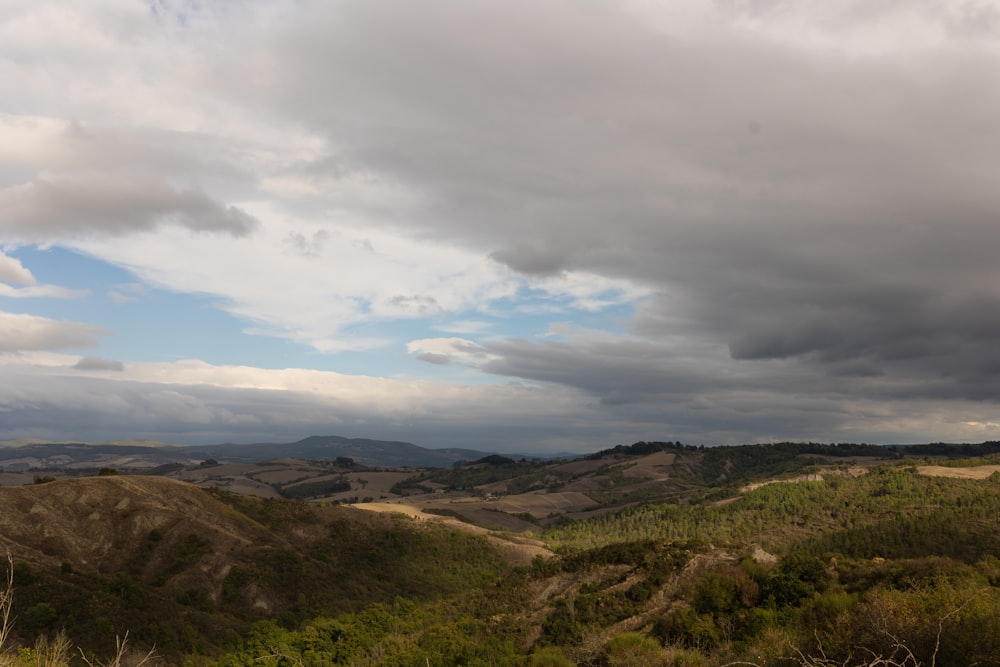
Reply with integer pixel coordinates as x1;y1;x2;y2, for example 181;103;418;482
0;475;513;660
3;440;1000;665
0;435;498;472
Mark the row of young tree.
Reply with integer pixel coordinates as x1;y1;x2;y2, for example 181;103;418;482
543;466;1000;556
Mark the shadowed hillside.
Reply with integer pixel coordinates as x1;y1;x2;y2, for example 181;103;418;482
0;476;512;660
4;444;1000;665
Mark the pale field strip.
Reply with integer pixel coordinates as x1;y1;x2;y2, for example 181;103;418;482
251;468;324;485
486;491;595;515
917;464;1000;479
620;451;676;478
353;501;553;564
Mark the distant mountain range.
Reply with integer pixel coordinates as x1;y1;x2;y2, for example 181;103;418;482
201;435;493;467
0;435;521;470
4;436;1000;473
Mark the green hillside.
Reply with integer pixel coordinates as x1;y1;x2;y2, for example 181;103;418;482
2;443;1000;666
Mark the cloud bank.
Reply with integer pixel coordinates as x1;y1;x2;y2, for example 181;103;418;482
2;0;1000;450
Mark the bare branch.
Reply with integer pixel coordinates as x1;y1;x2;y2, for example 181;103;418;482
930;602;967;667
80;632;158;667
0;552;15;655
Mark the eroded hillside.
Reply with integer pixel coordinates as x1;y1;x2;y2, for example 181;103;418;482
0;476;512;659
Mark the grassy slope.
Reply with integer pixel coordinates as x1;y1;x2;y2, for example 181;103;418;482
5;445;1000;665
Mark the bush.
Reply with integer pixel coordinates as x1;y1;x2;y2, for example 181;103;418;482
529;645;575;666
606;632;662;667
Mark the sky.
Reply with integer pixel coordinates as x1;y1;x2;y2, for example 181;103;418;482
2;0;1000;453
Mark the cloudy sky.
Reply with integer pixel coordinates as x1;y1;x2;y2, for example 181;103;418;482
2;0;1000;452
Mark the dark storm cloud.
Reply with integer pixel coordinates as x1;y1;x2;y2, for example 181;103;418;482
211;0;1000;440
7;0;998;447
0;174;257;239
0;120;258;242
74;356;125;372
465;334;980;444
414;353;452;366
490;241;572;277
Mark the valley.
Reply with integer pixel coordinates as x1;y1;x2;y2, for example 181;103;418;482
1;439;1000;665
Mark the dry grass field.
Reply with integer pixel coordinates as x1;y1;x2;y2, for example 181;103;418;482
619;450;676;478
917;464;1000;479
353;501;553;564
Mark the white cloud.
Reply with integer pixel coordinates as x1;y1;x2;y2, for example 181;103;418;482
0;311;106;353
0;251;34;285
711;0;1000;53
534;272;651;312
107;282;146;304
434;320;493;335
407;337;501;367
71;213;528;352
0;284;88;299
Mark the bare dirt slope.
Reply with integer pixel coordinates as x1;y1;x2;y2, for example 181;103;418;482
0;475;540;587
0;476;264;574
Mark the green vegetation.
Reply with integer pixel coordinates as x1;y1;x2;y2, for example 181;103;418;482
5;442;1000;665
543;465;1000;555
